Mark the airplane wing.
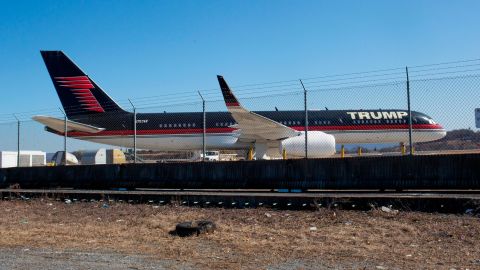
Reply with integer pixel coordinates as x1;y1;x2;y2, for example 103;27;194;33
32;115;105;134
217;75;300;141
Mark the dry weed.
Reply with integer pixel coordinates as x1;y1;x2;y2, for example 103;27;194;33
0;200;478;269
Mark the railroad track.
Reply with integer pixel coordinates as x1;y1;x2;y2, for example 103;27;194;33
1;188;480;199
1;188;479;214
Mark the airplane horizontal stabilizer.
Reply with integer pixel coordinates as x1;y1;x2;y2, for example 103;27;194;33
32;115;105;134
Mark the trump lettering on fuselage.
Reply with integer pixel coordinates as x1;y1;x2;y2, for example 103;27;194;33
346;111;408;120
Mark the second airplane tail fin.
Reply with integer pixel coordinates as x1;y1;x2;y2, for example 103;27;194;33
217;75;242;108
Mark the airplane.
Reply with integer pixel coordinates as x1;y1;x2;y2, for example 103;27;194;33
33;51;446;159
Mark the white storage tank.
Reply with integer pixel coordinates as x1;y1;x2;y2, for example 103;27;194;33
81;148;107;165
80;149;126;165
49;151;79;166
0;151;46;168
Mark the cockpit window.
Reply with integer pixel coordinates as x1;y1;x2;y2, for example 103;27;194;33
418;116;436;125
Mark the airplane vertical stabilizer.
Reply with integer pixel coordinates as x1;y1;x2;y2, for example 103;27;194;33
40;51;126;118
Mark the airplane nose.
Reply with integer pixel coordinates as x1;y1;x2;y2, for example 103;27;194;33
436;124;447;139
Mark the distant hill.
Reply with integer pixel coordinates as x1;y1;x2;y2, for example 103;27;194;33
380;129;480;152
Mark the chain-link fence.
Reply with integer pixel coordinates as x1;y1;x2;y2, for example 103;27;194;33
1;61;479;167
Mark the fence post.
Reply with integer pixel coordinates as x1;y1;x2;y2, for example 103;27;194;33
300;79;309;184
59;108;67;165
13;114;20;167
406;67;413;155
128;99;137;163
300;80;308;159
198;91;206;162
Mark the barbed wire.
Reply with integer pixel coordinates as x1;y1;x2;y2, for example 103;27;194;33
1;58;480;123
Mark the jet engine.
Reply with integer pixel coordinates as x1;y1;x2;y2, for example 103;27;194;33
281;131;336;158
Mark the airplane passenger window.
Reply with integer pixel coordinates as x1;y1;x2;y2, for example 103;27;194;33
187;123;191;127
168;124;172;128
192;123;196;127
159;124;162;128
216;123;219;127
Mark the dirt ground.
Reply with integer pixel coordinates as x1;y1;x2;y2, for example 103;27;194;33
0;199;479;270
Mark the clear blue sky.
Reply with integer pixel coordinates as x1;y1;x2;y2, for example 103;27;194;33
1;0;479;114
0;0;479;151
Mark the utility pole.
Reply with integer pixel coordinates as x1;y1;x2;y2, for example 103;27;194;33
198;91;206;162
128;99;137;163
406;67;413;155
59;108;67;165
13;114;20;167
300;80;308;159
